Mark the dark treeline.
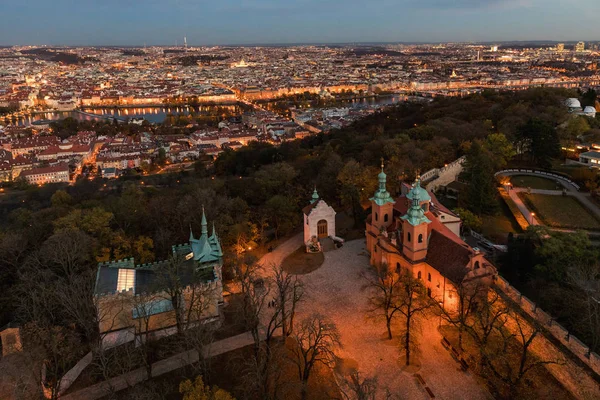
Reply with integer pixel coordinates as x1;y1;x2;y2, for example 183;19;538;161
0;87;595;356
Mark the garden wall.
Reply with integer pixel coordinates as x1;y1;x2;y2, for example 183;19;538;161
494;168;580;190
423;156;465;191
495;276;599;376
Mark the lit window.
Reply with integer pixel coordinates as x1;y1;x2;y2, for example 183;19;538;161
117;268;136;292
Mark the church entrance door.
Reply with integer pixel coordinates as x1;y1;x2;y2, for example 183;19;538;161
317;219;328;238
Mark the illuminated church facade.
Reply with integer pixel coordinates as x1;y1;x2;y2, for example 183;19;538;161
365;163;497;310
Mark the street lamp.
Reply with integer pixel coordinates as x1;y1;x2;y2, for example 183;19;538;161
530;212;535;225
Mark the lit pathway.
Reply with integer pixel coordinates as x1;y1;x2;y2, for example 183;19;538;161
511;187;600;221
61;331;259;400
258;232;303;269
506;187;539;226
296;239;492;400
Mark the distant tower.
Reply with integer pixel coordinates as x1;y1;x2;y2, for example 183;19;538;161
575;41;585;53
184;36;187;50
557;43;565;52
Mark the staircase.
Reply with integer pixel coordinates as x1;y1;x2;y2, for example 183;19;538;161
319;237;336;252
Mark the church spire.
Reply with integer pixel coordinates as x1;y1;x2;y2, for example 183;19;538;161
189;223;195;242
201;206;208;236
371;158;395;206
310;186;319;204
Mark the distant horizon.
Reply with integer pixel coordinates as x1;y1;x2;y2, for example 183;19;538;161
2;40;599;49
2;1;600;46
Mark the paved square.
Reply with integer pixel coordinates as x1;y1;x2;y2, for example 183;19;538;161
294;239;492;400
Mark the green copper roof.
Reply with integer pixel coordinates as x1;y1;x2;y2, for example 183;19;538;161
188;209;223;264
370;161;395;206
401;203;431;226
406;176;431;203
310;187;319;204
401;177;431;226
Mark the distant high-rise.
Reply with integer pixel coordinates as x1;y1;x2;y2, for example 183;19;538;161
184;36;187;49
575;41;585;52
556;43;565;52
490;45;499;52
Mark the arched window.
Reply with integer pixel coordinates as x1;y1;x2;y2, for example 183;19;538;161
427;288;432;297
375;213;379;222
384;214;389;222
428;273;431;282
407;232;411;242
418;234;423;243
474;261;480;269
396;262;400;272
417;271;421;279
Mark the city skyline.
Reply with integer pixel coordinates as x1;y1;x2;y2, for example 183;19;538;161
2;0;600;46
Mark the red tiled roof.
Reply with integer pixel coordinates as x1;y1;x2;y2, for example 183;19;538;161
20;162;69;177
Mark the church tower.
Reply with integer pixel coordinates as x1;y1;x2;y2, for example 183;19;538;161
370;159;395;232
401;177;431;262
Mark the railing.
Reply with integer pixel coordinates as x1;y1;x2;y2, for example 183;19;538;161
495;168;580;190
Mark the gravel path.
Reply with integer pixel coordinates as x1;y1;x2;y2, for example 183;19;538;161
295;239;492;400
258;232;303;270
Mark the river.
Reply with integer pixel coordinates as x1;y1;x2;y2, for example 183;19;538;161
6;95;405;127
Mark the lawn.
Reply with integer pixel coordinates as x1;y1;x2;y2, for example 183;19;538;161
518;193;600;230
510;175;562;191
281;245;324;275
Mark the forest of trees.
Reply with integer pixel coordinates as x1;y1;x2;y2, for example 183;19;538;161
1;87;600;396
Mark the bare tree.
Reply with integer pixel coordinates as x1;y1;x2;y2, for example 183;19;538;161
91;335;143;398
463;289;511;370
272;263;304;338
482;309;562;398
362;265;403;340
129;292;161;379
567;262;600;352
248;264;304;399
232;253;269;353
288;314;342;400
20;322;83;400
153;254;188;335
438;279;488;350
339;371;378;400
394;274;436;366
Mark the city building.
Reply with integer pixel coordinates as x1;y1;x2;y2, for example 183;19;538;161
94;209;224;347
19;162;70;185
579;150;600;167
365;164;497;311
557;43;565;52
576;41;585;53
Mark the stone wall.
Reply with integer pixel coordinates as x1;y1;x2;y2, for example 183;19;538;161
423;156;466;191
495;168;580;190
495;276;600;376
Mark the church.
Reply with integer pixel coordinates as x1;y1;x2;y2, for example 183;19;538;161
94;208;224;347
366;163;497;310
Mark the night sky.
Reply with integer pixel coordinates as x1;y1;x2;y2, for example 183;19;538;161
1;0;599;46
